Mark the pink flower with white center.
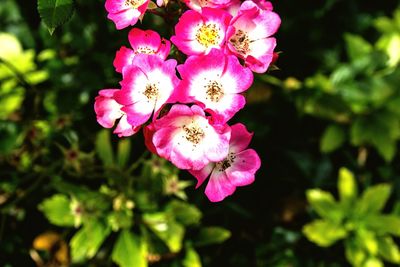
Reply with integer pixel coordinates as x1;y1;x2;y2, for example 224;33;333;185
190;123;260;202
177;49;253;123
114;28;171;73
171;8;232;56
105;0;150;30
183;0;238;12
94;89;140;137
152;104;231;170
114;54;180;127
226;0;281;73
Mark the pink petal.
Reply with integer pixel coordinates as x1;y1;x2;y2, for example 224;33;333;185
114;46;135;73
189;163;215;188
205;168;236;202
225;149;260;186
107;8;141;30
114;115;141;137
122;100;154;126
128;28;162;52
229;123;253;153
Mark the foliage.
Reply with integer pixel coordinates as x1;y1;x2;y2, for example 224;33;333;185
303;168;400;266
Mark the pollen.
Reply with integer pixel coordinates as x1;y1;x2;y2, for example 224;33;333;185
229;29;250;55
205;80;224;102
125;0;144;8
135;46;156;54
217;153;236;172
195;23;221;48
182;125;205;144
143;84;159;100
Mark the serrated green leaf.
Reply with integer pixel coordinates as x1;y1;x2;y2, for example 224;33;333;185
143;212;184;252
165;200;202;226
112;230;147;267
96;130;114;166
377;236;400;264
364;214;400;237
303;220;347;247
70;221;110;262
117;138;131;168
306;189;342;222
37;0;75;34
193;227;231;247
320;124;345;153
338;167;358;206
38;194;75;227
356;184;391;215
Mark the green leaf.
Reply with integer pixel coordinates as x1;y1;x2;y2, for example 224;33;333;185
95;130;114;166
320;124;345;153
38;194;74;227
338;167;358;206
143;212;185;252
70;221;110;262
193;226;231;247
306;189;342;222
356;184;391;215
165;200;202;226
117;138;131;168
37;0;75;34
345;238;367;267
344;33;373;62
183;246;202;267
112;230;147;267
377;236;400;264
364;258;384;267
364;214;400;237
303;220;347;247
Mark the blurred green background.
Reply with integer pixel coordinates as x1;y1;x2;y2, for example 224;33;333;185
1;0;400;266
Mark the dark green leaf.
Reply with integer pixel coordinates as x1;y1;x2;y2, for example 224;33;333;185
320;124;345;153
95;130;114;166
37;0;75;34
193;227;231;247
117;138;131;168
165;200;202;226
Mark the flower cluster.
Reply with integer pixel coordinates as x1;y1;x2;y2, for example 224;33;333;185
96;0;280;201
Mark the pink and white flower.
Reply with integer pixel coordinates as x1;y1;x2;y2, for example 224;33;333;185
105;0;150;30
226;0;281;73
190;123;261;202
177;49;253;123
171;8;232;56
114;28;171;73
151;104;231;170
94;89;140;137
183;0;239;12
114;54;180;127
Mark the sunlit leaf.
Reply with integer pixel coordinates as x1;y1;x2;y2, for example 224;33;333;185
303;220;347;247
39;194;75;227
306;189;342;222
377;236;400;264
112;230;147;267
356;184;391;215
338;167;358;206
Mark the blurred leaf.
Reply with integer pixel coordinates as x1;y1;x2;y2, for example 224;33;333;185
358;230;379;255
70;221;110;262
96;130;114;166
364;214;400;237
306;189;342;222
117;138;131;168
193;227;231;247
320;124;345;153
143;212;185;252
377;236;400;264
112;230;147;267
183;246;202;267
39;194;75;227
303;220;347;247
37;0;75;34
345;238;366;267
165;200;202;226
364;258;384;267
338;167;358;206
356;184;391;215
344;33;373;62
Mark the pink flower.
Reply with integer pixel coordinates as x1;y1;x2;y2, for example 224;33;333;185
226;0;281;73
114;28;171;73
190;123;261;202
114;54;180;127
151;104;231;170
94;89;140;137
177;49;253;123
105;0;150;30
171;8;232;56
183;0;238;12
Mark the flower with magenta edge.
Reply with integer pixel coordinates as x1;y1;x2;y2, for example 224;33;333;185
151;104;231;170
105;0;150;30
189;123;261;202
114;28;171;73
171;8;232;56
114;54;180;127
177;48;253;123
226;0;281;73
94;89;140;137
183;0;239;12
